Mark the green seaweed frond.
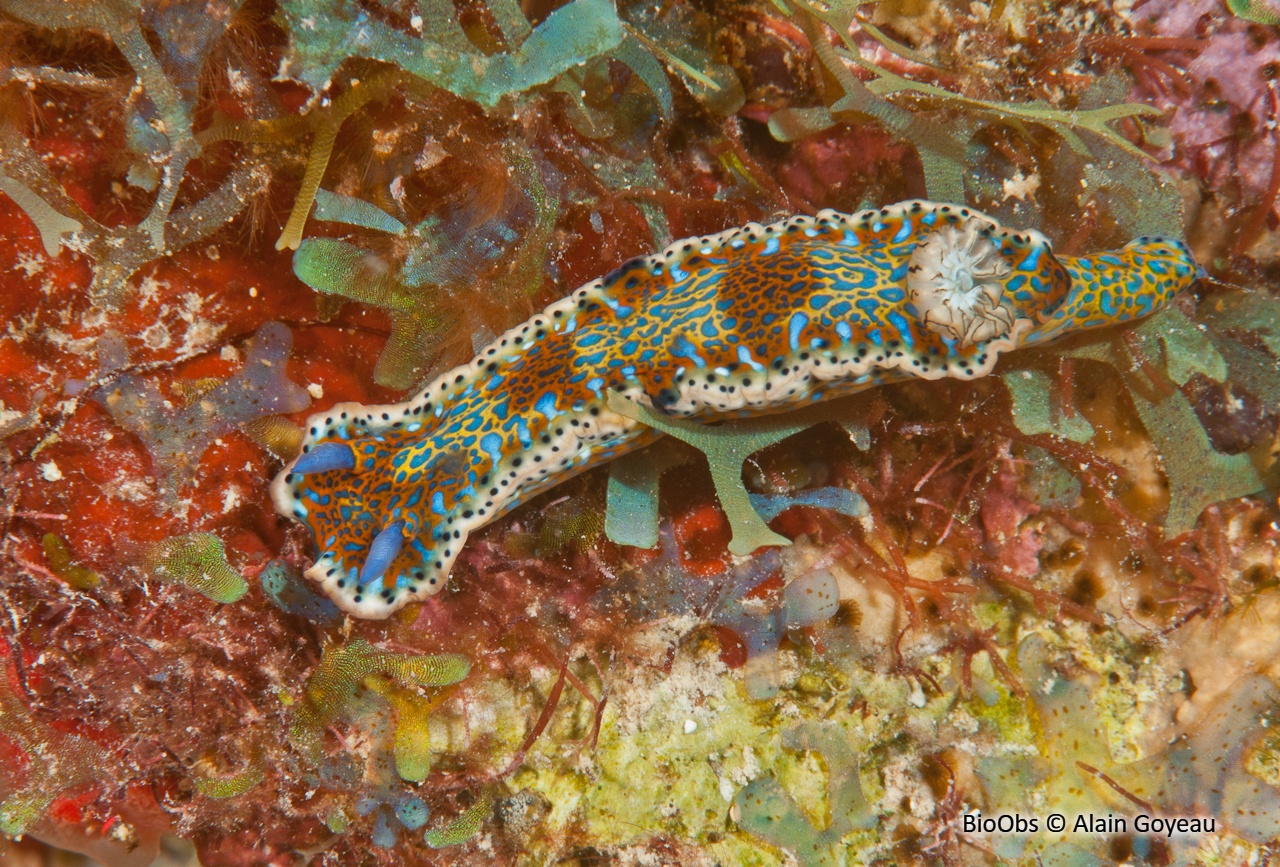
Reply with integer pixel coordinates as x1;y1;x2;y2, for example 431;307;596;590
1065;304;1273;534
199;69;416;252
290;135;556;389
603;392;882;551
0;120;270;307
0;0;200;251
732;721;875;866
605;443;689;550
376;686;436;782
1002;369;1095;444
194;766;266;800
1123;383;1264;534
145;533;248;603
290;640;470;766
41;533;102;591
779;6;969;202
1207;292;1280;356
313;189;409;235
1227;0;1280;24
0;175;83;257
771;0;1165;204
277;0;625;108
423;796;493;848
607;391;803;554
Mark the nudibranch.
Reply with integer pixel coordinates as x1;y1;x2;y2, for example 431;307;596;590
272;200;1198;618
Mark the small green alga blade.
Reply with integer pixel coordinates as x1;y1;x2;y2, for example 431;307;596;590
1002;369;1095;443
1124;384;1263;534
607;391;800;554
605;445;688;549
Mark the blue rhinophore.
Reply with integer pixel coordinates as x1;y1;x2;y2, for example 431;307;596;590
293;442;357;475
360;521;406;587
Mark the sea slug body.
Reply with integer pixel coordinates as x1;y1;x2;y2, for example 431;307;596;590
271;200;1199;618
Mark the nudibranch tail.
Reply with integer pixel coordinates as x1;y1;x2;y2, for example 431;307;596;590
272;200;1198;619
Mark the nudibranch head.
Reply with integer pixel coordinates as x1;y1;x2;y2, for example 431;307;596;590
272;199;1198;619
270;403;495;619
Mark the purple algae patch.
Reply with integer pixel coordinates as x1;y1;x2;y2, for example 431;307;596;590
94;321;310;499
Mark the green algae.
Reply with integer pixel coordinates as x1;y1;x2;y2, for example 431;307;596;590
606;391;803;554
1070;307;1269;530
1126;384;1263;533
1018;446;1084;509
0;118;269;307
1227;0;1280;24
0;0;200;251
41;533;101;591
732;721;877;866
783;5;967;203
312;188;408;235
1213;337;1280;406
423;796;492;848
621;7;743;116
1202;293;1280;412
1078;146;1184;239
604;443;687;549
0;175;83;257
1207;291;1280;355
1130;307;1228;386
292;237;415;311
290;640;470;767
146;532;248;603
601;392;889;551
752;488;868;522
291;138;555;388
2;4;1276;864
201;69;414;252
1003;369;1095;444
278;0;625;108
194;766;265;800
1064;303;1274;533
610;36;676;118
291;232;442;388
769;0;1166;204
379;688;435;783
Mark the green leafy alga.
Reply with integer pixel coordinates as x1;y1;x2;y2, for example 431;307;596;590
277;0;625;108
732;721;877;866
291;640;470;766
607;391;801;554
146;533;248;603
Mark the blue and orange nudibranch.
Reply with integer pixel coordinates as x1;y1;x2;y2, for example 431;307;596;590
271;200;1199;618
